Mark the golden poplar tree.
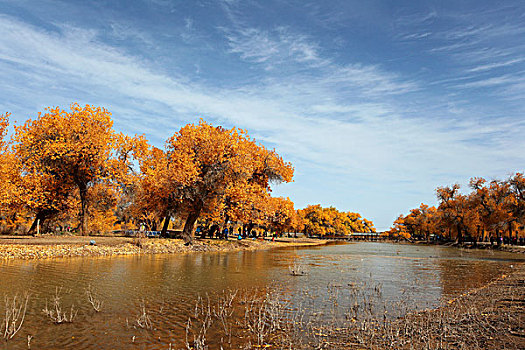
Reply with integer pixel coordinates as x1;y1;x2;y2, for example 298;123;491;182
14;104;125;235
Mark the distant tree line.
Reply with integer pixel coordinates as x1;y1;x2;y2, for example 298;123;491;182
387;174;525;243
299;205;375;236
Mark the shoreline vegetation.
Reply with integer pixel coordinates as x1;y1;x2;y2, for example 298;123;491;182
383;238;525;254
0;235;330;260
1;234;524;260
385;173;524;245
322;262;525;349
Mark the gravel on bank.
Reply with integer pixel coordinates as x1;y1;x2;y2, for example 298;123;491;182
0;235;328;260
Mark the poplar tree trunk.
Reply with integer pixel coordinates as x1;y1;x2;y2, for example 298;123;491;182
78;183;88;236
182;208;202;245
28;213;45;236
160;215;170;238
456;224;463;243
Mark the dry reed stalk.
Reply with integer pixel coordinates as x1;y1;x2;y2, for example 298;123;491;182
42;287;77;324
2;293;29;340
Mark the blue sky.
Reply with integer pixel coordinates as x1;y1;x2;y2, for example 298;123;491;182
1;0;524;230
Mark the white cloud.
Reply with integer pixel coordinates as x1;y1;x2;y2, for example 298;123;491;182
459;74;524;89
409;8;525;105
467;58;525;73
320;64;418;95
225;26;327;68
227;28;280;63
109;22;155;46
395;10;438;27
444;23;525;41
400;32;432;40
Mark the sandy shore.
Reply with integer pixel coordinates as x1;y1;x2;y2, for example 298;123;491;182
382;262;525;349
0;235;329;260
319;262;525;349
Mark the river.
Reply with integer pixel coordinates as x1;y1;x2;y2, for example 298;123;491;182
0;242;523;349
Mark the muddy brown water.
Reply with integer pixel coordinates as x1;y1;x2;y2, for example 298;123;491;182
0;242;523;349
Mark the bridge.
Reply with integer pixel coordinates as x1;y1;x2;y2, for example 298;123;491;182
322;232;386;241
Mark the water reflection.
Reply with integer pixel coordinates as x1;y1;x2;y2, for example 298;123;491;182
0;242;522;349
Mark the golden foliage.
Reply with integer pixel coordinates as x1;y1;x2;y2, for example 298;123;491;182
298;205;375;237
388;173;525;242
1;104;375;241
11;104;133;235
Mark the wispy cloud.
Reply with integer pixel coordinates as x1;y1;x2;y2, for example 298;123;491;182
467;58;525;73
399;5;525;106
459;74;525;89
225;26;326;68
395;10;438;27
223;19;417;96
442;23;525;41
109;22;155;46
400;32;432;40
319;64;418;96
180;17;198;42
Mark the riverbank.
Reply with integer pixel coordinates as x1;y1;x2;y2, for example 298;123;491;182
0;235;329;260
376;238;525;254
318;262;525;349
457;241;525;254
